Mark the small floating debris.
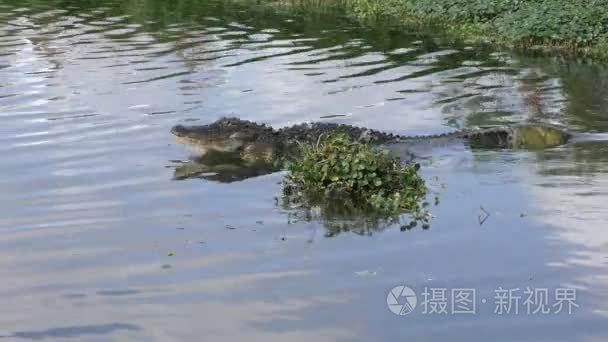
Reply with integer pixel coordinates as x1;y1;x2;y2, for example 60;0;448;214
478;206;490;225
354;270;377;277
148;110;176;116
319;114;346;119
225;225;237;230
167;252;174;257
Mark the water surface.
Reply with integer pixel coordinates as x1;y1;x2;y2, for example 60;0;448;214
1;0;608;340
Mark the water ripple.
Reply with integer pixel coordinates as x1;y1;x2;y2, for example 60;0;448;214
4;2;605;340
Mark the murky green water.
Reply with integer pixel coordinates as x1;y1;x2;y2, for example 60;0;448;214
2;0;608;340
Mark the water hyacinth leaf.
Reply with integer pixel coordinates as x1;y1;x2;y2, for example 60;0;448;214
285;132;429;222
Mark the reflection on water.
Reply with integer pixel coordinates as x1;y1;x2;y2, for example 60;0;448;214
171;149;281;182
2;0;608;340
3;323;142;340
279;181;408;237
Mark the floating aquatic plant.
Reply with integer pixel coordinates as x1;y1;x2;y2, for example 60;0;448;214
285;133;428;216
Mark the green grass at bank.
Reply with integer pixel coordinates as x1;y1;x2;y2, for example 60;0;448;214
272;0;608;59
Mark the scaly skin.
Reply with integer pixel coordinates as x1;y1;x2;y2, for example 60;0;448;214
171;117;572;159
171;117;410;164
170;117;572;182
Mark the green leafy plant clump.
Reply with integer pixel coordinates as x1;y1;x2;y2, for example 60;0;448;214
286;133;427;215
407;0;521;24
378;0;608;54
277;0;608;58
494;0;608;45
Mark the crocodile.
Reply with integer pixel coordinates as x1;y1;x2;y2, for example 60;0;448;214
170;117;573;181
172;117;572;155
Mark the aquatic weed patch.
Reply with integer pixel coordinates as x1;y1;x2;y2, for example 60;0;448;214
494;0;608;46
373;0;608;54
404;0;520;23
284;133;428;216
276;0;608;58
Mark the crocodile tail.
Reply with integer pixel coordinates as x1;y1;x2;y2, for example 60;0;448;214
397;130;465;142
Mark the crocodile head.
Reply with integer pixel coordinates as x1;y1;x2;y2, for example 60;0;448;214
171;117;276;154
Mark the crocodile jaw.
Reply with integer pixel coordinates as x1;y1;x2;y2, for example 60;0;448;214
171;124;246;153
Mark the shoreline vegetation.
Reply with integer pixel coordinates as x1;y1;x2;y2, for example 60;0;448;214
269;0;608;60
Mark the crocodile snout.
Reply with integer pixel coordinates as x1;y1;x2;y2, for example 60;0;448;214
171;125;189;137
